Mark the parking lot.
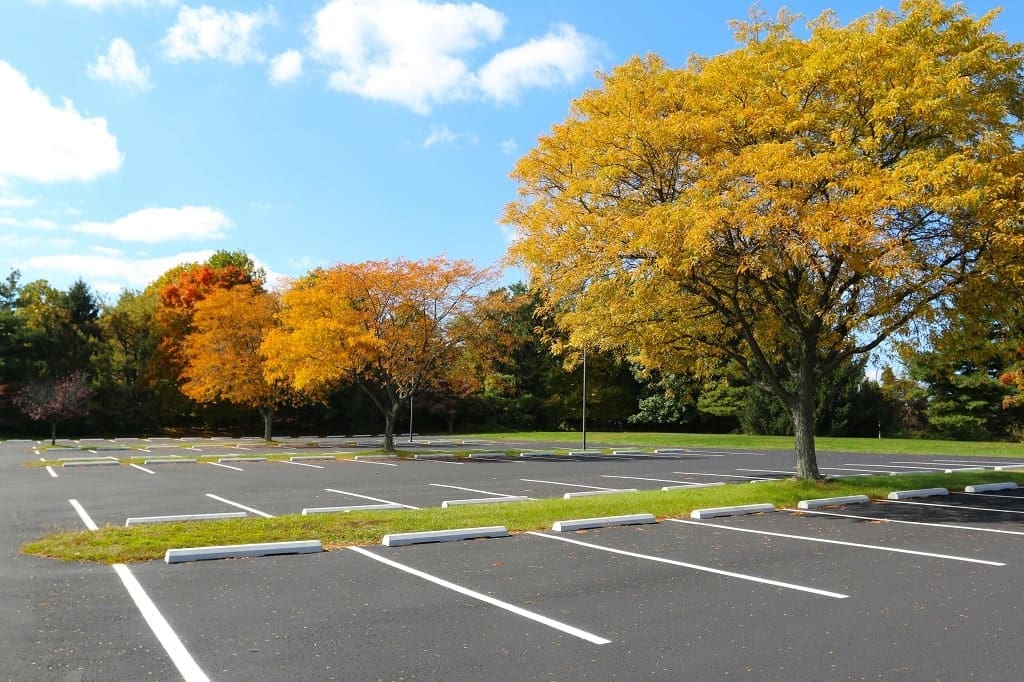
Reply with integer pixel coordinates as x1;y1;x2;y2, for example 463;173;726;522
3;437;1024;680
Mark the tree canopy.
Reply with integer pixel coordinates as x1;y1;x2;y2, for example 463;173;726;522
262;257;495;449
181;284;289;440
504;0;1024;478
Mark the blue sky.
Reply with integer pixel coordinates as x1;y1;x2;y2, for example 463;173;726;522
1;0;1021;297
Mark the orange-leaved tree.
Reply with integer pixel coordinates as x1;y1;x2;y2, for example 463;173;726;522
147;251;264;417
180;284;292;440
262;257;495;450
153;253;263;374
505;1;1024;479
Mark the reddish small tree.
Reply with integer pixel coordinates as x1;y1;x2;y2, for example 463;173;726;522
15;372;95;445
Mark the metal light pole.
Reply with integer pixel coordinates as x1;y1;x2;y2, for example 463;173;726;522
408;392;414;443
581;347;587;450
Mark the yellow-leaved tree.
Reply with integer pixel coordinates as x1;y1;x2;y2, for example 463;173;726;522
262;257;494;450
505;0;1024;479
180;284;290;440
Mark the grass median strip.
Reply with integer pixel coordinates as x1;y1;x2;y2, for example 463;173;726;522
21;471;1024;564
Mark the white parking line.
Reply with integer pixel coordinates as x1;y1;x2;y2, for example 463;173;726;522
279;459;325;469
737;468;795;475
785;508;1024;536
325;488;419;509
345;459;398;467
601;475;699;485
67;499;209;681
921;459;1024;466
41;457;57;478
69;498;99;530
130;463;155;475
349;546;611;645
960;491;1024;500
690;449;760;456
527;532;847;599
669;519;1004;566
823;466;901;474
205;493;274;518
207;462;244;471
429;483;519;497
880;499;1024;515
848;463;943;471
520;478;618;491
673;471;772;481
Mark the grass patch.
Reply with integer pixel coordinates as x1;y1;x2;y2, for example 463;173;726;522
22;471;1024;565
472;431;1024;457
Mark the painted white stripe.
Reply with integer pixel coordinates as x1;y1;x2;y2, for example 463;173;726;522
960;491;1024;500
67;498;209;681
822;466;900;474
527;532;847;599
205;493;274;518
278;459;325;469
693;449;762;456
673;471;771;481
520;478;618;491
69;498;98;530
881;499;1024;515
429;483;517;497
130;463;155;475
922;459;1024;466
347;459;398;467
207;462;244;471
112;564;211;681
848;463;943;471
737;468;795;475
785;508;1024;536
349;546;611;644
45;465;58;478
601;475;699;485
325;488;419;510
670;519;1004;566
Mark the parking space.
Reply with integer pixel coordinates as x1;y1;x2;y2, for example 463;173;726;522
4;437;1024;679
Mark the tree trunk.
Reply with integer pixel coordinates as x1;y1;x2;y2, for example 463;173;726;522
259;406;274;442
50;422;57;446
792;360;821;480
382;403;400;451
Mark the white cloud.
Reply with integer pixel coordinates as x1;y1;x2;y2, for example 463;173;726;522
0;195;37;208
64;0;176;8
23;249;217;289
499;138;517;155
87;38;153;91
477;24;594;103
88;245;124;257
268;49;303;84
0;216;57;229
423;125;456;148
310;0;505;114
71;206;232;243
162;4;277;65
422;124;477;148
0;61;123;184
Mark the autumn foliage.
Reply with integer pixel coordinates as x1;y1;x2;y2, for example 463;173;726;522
505;1;1024;477
181;284;288;440
262;257;494;449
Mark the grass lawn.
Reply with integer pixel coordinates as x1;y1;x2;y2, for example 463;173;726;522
22;470;1024;564
469;431;1024;457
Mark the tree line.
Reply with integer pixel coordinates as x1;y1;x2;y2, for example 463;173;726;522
1;248;1021;444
